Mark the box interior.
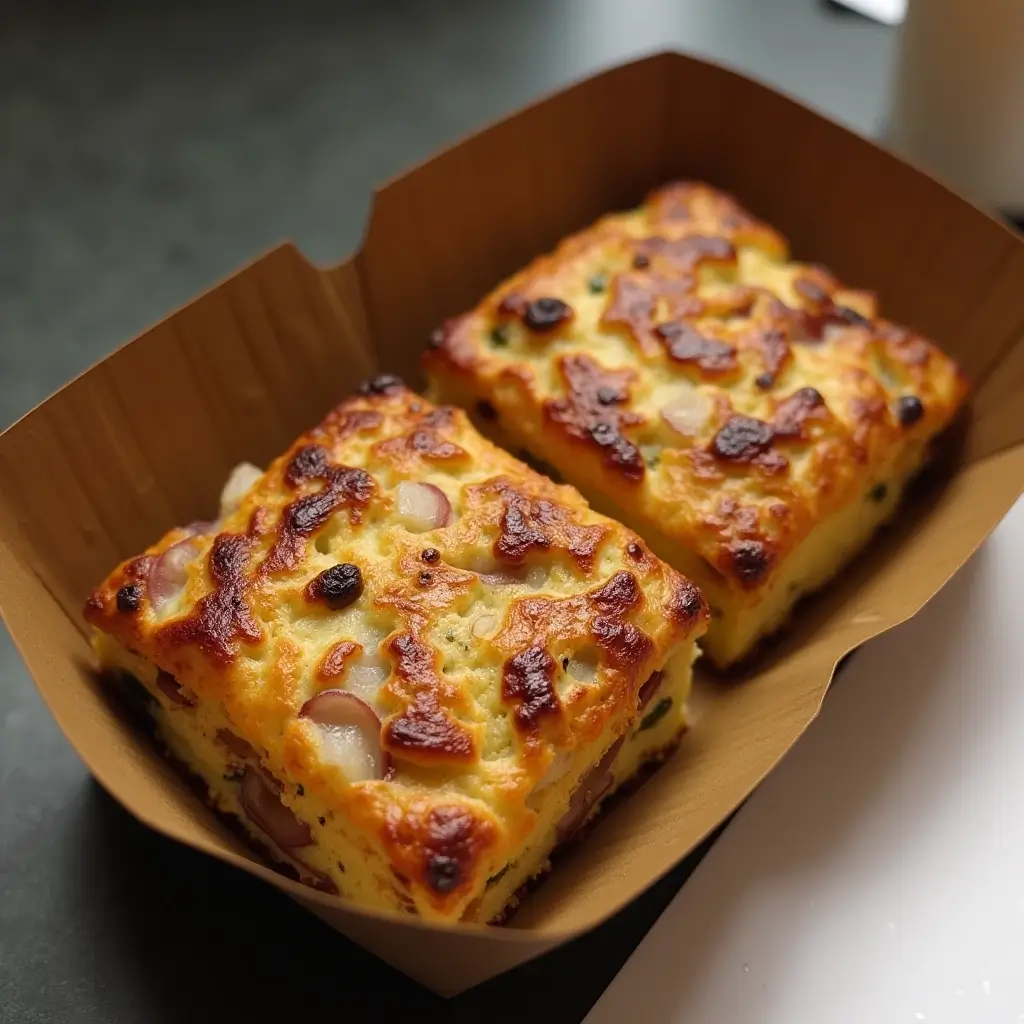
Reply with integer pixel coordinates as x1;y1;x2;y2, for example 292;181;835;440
2;52;1024;992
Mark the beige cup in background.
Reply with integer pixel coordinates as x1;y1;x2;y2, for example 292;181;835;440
887;0;1024;214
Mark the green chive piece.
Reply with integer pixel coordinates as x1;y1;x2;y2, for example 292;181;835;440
638;697;672;732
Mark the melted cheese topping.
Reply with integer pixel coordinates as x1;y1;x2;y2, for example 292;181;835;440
423;181;970;665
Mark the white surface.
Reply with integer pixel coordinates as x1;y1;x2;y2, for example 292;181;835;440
586;500;1024;1024
888;0;1024;209
831;0;906;26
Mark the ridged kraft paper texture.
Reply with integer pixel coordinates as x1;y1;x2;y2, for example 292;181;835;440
3;53;1024;996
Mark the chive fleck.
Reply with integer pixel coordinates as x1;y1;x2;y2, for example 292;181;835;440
869;482;888;503
490;324;510;346
638;697;672;732
587;272;607;294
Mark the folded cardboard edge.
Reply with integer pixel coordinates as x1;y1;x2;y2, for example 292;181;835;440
348;51;1024;455
0;49;1019;958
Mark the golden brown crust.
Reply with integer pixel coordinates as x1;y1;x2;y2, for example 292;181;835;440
423;180;971;596
85;383;706;918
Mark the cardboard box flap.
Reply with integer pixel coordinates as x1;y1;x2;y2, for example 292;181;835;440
355;52;1024;446
0;244;374;625
3;51;1024;996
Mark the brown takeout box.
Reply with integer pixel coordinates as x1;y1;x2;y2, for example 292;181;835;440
4;52;1024;997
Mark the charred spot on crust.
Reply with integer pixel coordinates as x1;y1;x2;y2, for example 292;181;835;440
497;493;552;562
383;633;475;762
545;353;645;481
711;415;775;462
421;406;456;429
728;540;771;587
837;305;871;328
794;278;830;305
157;533;261;664
601;272;701;352
377;427;467;462
895;394;925;427
317;640;359;681
497;293;527;318
632;253;651;270
654;321;737;373
523;297;573;333
753;327;791;387
421;547;440;564
285;444;330;487
590;570;641;615
503;646;561;731
116;582;143;614
869;482;889;503
492;485;605;571
773;386;828;439
265;465;375;573
588;422;645;481
476;399;497;420
410;429;464;459
795;302;873;343
423;806;486;896
358;373;404;396
635;235;736;271
591;616;653;670
668;577;705;624
626;541;644;561
308;563;363;610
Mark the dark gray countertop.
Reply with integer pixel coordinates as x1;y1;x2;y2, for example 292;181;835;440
0;2;892;1020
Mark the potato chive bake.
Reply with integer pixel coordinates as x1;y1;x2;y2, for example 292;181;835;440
423;181;969;667
85;379;707;923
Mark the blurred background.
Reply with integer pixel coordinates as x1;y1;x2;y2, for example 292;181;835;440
0;2;913;1021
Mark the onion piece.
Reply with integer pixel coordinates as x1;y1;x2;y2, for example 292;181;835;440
184;520;217;536
565;657;598;685
148;538;200;610
535;750;573;793
661;388;712;437
299;689;388;782
395;481;452;533
556;735;625;841
637;669;664;711
472;613;499;638
476;565;547;589
239;767;313;849
216;728;259;762
344;657;390;704
478;569;525;586
155;669;195;707
219;461;263;518
294;859;339;895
